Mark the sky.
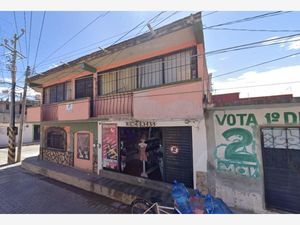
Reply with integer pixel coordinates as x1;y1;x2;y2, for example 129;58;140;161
0;11;300;100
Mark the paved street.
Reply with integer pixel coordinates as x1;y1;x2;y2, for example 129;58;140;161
0;165;130;213
0;144;39;166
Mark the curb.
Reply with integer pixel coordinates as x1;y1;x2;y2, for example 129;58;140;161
22;160;137;205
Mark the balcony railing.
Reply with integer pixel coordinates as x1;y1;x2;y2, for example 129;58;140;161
41;104;58;121
94;92;133;117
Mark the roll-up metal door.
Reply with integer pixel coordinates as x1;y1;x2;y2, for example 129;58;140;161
163;126;193;188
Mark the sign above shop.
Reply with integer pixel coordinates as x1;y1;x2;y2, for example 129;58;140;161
125;120;156;127
170;145;179;154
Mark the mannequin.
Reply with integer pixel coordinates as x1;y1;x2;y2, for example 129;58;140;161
138;137;148;178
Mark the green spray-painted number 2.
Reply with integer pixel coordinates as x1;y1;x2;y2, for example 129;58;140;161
223;128;257;162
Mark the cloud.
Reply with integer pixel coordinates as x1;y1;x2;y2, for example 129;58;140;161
208;68;217;74
213;65;300;98
262;36;300;50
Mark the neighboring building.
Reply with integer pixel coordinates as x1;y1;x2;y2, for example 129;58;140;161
27;12;210;189
206;92;300;213
0;100;40;147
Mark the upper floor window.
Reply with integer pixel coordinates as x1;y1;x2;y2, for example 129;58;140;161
97;48;197;95
75;75;93;99
43;81;72;104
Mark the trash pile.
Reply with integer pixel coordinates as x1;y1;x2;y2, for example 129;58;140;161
172;180;233;214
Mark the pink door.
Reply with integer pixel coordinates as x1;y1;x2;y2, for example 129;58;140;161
74;131;93;172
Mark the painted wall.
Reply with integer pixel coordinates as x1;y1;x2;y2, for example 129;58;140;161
207;103;300;213
133;81;203;120
0;123;35;147
97;118;207;188
57;98;90;121
41;121;98;172
26;106;41;122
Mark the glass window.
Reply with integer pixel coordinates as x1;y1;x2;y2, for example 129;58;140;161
75;76;93;99
164;49;192;83
138;59;163;88
99;71;117;95
117;66;137;92
45;127;66;150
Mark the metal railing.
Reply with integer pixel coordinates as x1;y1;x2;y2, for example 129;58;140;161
41;103;58;121
94;92;133;117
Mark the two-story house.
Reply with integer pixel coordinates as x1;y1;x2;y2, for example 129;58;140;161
27;12;210;189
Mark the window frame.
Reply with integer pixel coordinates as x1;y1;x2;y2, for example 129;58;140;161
97;47;198;96
75;75;94;99
44;127;67;151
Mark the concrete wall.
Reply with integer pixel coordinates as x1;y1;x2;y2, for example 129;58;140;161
0;123;36;147
206;103;300;213
41;121;98;172
133;80;203;120
26;106;41;122
57;98;90;121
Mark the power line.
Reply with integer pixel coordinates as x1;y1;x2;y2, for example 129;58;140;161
202;11;218;17
214;80;300;91
23;11;28;66
28;12;32;67
32;11;46;73
205;27;300;33
153;11;179;28
35;11;289;72
212;51;300;79
36;11;110;68
204;11;291;29
13;11;25;71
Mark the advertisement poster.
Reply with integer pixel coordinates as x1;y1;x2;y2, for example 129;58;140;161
102;124;119;170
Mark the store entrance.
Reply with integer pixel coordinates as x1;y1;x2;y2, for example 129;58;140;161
119;127;164;182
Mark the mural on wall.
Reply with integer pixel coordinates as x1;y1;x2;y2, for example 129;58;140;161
214;109;300;178
214;127;259;178
102;124;119;171
77;133;90;160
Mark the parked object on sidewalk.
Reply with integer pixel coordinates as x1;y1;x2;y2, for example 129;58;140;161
172;180;193;214
189;190;205;214
204;194;233;214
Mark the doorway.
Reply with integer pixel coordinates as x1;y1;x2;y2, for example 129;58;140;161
119;127;164;182
261;127;300;213
33;125;40;142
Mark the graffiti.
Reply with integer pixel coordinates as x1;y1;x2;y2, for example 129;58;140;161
214;127;260;178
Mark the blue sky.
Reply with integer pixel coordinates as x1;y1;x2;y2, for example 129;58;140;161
1;11;300;99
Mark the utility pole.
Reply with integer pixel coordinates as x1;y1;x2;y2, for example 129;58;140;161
1;30;25;164
17;66;30;162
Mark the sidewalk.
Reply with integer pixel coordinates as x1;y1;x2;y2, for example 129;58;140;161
22;156;253;214
22;156;173;206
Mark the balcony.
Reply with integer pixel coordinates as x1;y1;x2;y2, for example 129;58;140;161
41;98;91;121
94;92;133;117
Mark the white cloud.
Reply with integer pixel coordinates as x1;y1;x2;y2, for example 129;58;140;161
262;36;300;50
208;68;217;74
213;65;300;98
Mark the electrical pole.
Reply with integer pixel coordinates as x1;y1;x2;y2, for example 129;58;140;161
17;66;30;162
1;30;25;164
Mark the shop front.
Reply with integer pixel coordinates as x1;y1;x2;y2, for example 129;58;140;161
98;120;197;188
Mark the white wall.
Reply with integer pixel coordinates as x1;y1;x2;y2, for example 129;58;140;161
0;123;36;147
210;104;300;212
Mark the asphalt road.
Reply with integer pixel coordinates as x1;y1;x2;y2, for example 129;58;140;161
0;165;130;213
